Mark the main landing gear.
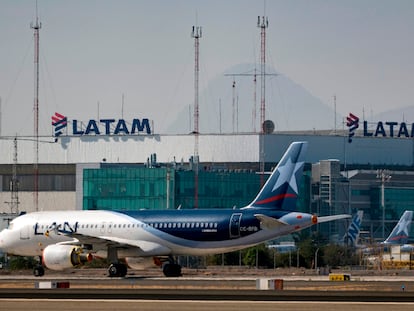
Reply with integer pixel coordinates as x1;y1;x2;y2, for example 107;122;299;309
107;246;128;277
162;257;182;277
33;264;45;277
33;256;45;277
108;262;128;277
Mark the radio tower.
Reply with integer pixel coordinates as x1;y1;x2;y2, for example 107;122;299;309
258;16;268;133
31;3;41;212
191;25;202;208
258;15;268;185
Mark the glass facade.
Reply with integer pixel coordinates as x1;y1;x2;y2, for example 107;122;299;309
371;187;414;221
83;168;174;211
175;170;263;209
83;167;311;211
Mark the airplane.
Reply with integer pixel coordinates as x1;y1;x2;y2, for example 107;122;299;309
341;210;364;247
267;210;364;253
0;141;350;277
362;210;413;254
382;210;413;246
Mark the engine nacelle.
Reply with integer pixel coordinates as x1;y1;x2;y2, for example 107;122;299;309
42;244;92;271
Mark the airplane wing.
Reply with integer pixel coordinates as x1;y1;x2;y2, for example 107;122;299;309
318;214;351;223
254;214;288;230
56;232;171;256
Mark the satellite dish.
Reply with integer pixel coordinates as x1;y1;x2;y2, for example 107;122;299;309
262;120;275;134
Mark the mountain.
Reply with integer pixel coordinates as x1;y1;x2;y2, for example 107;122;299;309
165;64;342;134
373;106;414;123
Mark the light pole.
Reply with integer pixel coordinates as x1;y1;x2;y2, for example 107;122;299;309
315;248;320;273
377;170;391;240
297;247;300;268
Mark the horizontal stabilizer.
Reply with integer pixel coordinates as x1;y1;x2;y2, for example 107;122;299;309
254;214;288;230
318;214;350;223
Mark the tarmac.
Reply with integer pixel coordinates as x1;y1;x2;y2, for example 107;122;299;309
1;267;414;310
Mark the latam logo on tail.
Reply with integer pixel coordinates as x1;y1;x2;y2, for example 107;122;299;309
51;112;152;137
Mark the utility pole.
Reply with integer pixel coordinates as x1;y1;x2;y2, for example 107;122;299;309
31;3;41;212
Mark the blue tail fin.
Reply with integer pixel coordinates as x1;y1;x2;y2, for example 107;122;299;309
342;210;363;247
384;210;413;244
247;141;308;210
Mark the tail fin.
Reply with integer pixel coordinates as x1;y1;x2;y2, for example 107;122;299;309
247;141;308;210
383;210;413;244
342;210;363;247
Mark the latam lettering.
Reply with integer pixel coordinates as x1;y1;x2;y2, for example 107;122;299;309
72;118;151;135
364;121;414;138
34;221;78;236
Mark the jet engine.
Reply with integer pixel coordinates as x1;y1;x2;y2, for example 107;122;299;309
42;244;92;271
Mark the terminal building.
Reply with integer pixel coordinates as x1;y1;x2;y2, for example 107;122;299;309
1;125;414;244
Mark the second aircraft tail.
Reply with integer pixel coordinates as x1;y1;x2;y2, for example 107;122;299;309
383;210;413;245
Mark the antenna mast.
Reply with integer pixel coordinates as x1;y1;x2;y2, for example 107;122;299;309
31;2;41;212
224;69;276;133
232;79;236;133
5;137;20;214
0;97;2;137
257;15;268;185
257;16;268;132
333;95;337;134
191;25;202;208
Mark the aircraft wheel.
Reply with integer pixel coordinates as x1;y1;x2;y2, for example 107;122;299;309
33;265;45;277
108;263;127;277
163;263;182;277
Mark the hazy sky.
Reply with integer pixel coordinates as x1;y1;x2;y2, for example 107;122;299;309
1;0;413;136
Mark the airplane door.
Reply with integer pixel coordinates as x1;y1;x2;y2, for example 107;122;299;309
100;222;106;234
100;222;113;234
229;213;242;239
20;225;30;240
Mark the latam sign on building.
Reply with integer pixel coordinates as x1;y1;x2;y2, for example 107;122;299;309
52;112;152;137
346;113;414;139
363;121;414;138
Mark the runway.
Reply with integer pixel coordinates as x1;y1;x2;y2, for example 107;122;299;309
1;287;414;302
1;299;414;311
1;269;414;310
